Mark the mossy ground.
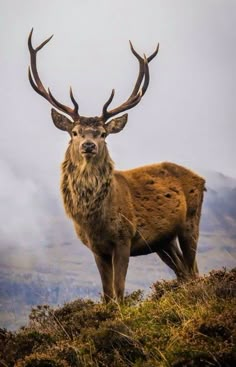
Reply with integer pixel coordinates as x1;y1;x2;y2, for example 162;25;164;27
1;269;235;366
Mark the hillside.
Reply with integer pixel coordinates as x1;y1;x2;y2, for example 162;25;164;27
1;269;235;367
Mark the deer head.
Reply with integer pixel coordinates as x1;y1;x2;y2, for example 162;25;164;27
28;29;158;161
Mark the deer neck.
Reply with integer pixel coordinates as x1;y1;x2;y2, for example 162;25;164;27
61;145;114;220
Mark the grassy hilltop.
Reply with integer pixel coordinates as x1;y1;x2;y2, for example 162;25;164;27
1;268;235;367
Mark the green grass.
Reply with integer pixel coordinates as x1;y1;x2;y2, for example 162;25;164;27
1;268;235;366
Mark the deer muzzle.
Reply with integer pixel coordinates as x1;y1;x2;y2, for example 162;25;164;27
81;141;97;156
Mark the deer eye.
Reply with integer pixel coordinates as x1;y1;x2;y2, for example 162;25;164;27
72;131;77;136
101;132;107;138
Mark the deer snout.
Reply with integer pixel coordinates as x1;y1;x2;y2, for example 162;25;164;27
81;141;97;154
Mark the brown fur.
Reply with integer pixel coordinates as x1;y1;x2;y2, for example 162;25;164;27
61;137;205;301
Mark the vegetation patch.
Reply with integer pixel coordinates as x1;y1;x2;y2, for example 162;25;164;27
0;269;235;366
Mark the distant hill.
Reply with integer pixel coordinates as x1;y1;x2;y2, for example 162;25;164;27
0;169;235;329
201;170;236;235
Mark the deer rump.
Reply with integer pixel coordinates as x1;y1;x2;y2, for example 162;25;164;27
117;162;205;257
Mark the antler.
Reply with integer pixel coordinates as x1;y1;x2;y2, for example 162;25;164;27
102;42;159;122
28;28;79;121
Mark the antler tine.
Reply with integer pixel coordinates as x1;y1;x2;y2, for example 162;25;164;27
102;42;158;121
147;43;159;62
129;42;158;99
70;87;79;115
28;28;79;120
128;41;144;99
48;87;80;117
102;89;115;117
140;54;150;97
28;28;54;97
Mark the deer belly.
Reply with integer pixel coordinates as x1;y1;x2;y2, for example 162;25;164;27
130;189;186;255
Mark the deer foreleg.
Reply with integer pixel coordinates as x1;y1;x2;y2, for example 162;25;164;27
94;254;114;302
112;243;130;302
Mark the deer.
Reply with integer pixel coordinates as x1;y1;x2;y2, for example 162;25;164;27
28;29;205;302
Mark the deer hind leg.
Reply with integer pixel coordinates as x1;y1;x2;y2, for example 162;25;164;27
178;217;200;277
94;254;114;303
156;239;188;280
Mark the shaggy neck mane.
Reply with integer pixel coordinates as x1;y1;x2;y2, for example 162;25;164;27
61;144;114;219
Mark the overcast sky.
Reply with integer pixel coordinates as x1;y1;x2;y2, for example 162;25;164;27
0;0;236;248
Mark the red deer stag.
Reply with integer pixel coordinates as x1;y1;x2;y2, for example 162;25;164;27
28;29;205;302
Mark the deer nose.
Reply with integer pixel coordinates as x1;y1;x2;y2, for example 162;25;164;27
82;141;96;152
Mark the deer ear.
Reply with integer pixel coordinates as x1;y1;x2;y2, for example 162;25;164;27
51;108;74;132
105;113;128;134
